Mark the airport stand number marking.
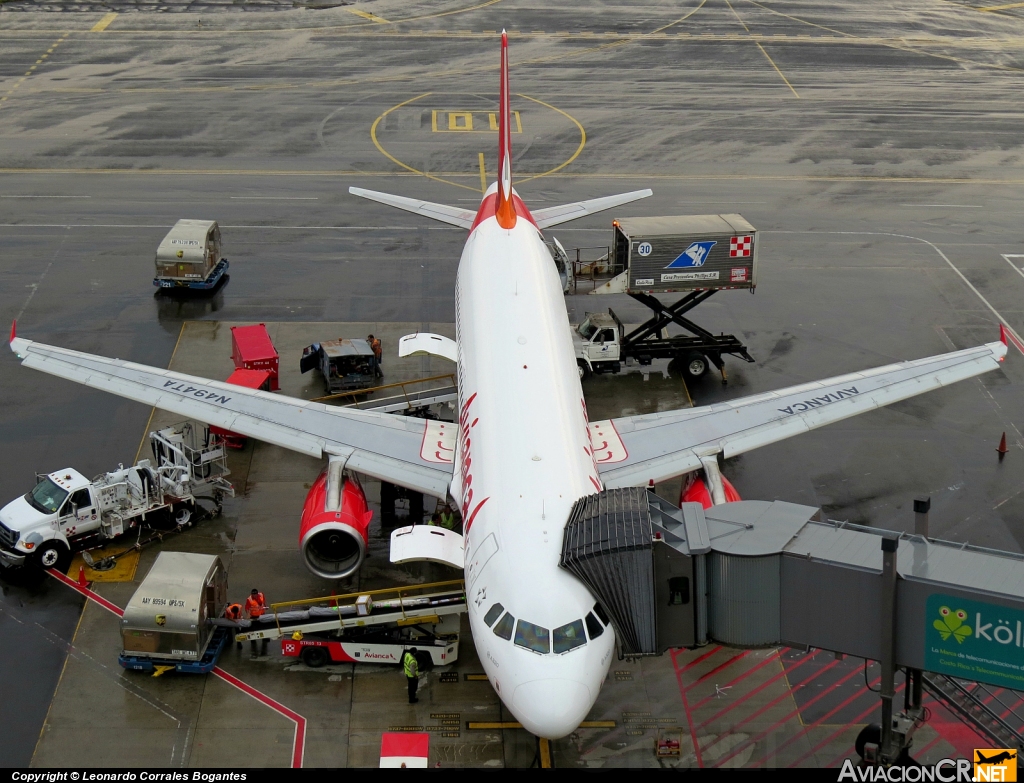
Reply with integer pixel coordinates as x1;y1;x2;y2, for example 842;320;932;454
431;110;523;133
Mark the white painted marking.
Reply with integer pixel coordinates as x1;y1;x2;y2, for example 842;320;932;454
0;195;91;199
1002;254;1024;282
0;223;453;231
900;204;984;208
229;196;319;200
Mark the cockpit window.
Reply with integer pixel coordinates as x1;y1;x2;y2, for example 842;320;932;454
585;612;604;639
593;602;610;626
483;603;505;627
514;620;550;654
553;620;587;654
493;612;515;640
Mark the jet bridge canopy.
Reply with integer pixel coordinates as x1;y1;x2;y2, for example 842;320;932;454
561;491;1024;692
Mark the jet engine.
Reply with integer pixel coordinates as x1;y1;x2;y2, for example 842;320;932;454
299;459;373;579
680;472;741;509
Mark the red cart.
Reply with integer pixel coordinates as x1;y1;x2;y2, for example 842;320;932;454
230;324;279;391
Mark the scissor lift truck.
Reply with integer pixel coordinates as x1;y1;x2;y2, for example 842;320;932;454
0;421;234;571
575;214;759;384
236;580;466;670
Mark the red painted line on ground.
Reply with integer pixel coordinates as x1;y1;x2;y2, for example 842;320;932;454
785;683;903;769
213;666;306;768
690;651;778;712
672;650;705;768
712;661;862;767
753;674;885;768
48;568;125;617
47;568;306;768
675;645;722;676
689;651;751;690
697;650;820;729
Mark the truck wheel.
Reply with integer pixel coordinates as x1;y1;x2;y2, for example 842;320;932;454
301;647;330;668
855;723;882;759
415;650;434;672
683;352;710;379
36;541;71;572
174;505;192;527
577;361;592;381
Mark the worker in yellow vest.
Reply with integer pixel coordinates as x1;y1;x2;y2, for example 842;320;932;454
403;647;420;704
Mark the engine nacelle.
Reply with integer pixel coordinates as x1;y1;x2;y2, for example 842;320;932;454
299;468;373;579
680;474;741;509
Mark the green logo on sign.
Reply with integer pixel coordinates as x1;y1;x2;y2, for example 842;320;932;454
933;606;973;644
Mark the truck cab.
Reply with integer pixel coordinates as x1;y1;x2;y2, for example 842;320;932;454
0;469;96;570
573;312;623;378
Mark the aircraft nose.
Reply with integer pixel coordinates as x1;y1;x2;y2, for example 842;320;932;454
511;679;593;739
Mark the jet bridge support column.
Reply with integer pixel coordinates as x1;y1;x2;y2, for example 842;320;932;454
878;536;900;762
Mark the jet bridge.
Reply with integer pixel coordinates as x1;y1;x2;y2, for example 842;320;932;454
561;488;1024;763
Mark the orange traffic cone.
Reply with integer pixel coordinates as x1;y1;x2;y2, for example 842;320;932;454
77;565;88;587
998;432;1009;461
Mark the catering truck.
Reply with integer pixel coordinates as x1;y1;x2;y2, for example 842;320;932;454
0;422;234;571
574;214;758;383
153;219;229;290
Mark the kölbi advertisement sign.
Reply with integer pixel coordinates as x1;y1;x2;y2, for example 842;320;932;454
925;593;1024;690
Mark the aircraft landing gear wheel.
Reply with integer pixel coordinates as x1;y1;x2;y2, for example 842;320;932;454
36;541;71;572
301;647;330;668
855;723;881;760
683;352;710;380
577;361;592;381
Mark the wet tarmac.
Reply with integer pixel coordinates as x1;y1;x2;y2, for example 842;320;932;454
3;0;1024;767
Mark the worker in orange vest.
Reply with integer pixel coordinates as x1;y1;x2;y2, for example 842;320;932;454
224;602;244;651
245;588;269;659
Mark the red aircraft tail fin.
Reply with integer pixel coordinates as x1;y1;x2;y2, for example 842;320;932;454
495;30;517;229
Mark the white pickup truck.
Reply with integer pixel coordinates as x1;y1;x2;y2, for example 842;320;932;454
0;422;234;571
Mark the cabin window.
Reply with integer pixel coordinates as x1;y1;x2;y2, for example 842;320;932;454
483;603;505;627
493;612;515;640
514;620;550;654
585;612;604;640
668;577;690;606
553;620;587;654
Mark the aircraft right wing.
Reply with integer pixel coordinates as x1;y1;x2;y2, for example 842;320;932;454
532;189;653;229
348;187;476;229
9;332;456;498
595;335;1009;488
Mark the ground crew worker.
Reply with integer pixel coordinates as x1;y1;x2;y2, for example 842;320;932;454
403;647;420;704
245;588;269;659
367;334;383;377
439;506;456;531
224;602;244;650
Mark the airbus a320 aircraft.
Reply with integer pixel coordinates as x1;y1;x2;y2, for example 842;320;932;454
7;33;1010;739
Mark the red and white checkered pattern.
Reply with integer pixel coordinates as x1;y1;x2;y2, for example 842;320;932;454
729;235;753;258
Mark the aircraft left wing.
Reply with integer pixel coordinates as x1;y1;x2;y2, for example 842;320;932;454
9;333;456;498
595;336;1008;488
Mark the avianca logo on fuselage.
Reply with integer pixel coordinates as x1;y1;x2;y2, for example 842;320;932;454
778;386;858;415
458;392;490;533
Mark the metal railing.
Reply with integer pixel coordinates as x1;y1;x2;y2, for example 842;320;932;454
922;673;1024;751
310;373;457;408
570;246;621;293
266;579;466;635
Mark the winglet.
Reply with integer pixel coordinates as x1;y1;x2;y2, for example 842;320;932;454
1001;323;1008;347
9;320;14;345
495;30;517;230
1000;323;1024;359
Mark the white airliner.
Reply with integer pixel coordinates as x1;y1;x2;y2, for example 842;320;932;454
7;33;1010;739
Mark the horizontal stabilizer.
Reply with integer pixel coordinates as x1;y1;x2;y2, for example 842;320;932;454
390;524;465;569
349;187;476;229
533;189;653;229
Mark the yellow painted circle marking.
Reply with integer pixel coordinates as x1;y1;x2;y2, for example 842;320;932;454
369;92;586;193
